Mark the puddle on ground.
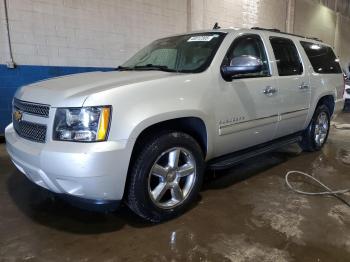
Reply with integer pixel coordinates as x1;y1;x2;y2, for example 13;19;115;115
209;233;291;262
337;149;350;165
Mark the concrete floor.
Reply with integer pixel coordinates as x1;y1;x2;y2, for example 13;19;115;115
0;113;350;262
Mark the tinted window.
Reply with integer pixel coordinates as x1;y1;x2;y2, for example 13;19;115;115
224;34;270;77
300;41;342;74
270;37;303;76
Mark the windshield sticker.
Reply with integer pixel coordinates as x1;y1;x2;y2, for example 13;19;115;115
187;35;216;42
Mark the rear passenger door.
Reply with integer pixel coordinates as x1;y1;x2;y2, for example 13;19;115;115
269;36;310;138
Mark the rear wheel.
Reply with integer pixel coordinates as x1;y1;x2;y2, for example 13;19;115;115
126;131;204;222
299;104;330;152
344;99;350;112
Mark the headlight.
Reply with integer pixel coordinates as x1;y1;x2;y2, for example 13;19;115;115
53;106;111;142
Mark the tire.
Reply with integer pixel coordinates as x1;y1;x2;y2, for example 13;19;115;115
344;99;350;112
125;131;205;223
299;104;331;152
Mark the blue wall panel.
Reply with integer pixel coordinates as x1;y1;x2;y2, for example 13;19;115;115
0;64;113;135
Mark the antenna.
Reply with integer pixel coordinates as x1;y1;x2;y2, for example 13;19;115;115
213;22;221;30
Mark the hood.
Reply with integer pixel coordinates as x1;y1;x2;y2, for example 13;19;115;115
15;70;178;107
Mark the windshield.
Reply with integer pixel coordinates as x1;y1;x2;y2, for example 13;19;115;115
121;32;226;73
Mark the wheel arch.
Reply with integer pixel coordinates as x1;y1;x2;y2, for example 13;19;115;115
316;94;335;116
304;93;335;129
130;116;209;159
123;115;210;201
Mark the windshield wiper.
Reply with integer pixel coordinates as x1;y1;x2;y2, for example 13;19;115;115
116;64;177;72
133;64;176;72
115;66;134;71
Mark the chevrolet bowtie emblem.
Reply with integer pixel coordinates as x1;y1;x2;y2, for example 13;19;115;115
14;110;23;122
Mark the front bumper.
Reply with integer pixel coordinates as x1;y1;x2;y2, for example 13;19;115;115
5;123;132;202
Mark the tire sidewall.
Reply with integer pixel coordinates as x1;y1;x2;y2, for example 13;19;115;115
130;132;204;221
310;105;331;150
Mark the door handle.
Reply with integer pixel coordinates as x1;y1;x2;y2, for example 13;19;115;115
263;86;277;96
298;82;309;90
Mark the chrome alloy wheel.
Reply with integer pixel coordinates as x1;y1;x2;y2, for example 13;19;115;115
314;112;329;147
148;147;197;209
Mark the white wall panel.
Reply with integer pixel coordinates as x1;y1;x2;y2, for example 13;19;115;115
1;0;350;68
190;0;288;31
1;0;188;67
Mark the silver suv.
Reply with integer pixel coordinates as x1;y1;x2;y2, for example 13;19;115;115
5;28;345;222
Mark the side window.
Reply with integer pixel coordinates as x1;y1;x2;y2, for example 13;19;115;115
300;41;342;74
269;37;303;76
224;34;270;77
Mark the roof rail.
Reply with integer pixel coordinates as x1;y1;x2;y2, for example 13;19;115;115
307;37;323;42
251;27;281;33
251;27;323;42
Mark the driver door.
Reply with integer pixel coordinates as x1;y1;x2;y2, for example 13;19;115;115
214;33;280;157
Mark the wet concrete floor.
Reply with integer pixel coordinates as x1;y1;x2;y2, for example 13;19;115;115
0;113;350;261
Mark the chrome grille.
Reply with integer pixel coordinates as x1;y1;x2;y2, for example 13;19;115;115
13;120;47;143
12;98;50;143
13;98;50;117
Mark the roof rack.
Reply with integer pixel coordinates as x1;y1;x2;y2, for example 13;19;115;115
251;27;323;42
251;27;281;33
307;37;323;42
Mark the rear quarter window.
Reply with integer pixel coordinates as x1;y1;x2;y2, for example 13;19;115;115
300;41;342;74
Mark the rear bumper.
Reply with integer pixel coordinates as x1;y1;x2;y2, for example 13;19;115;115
5;123;133;202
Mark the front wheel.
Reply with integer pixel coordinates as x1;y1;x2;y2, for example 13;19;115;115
125;132;204;222
299;104;331;152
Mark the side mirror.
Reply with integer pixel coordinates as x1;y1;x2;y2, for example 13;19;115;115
221;55;263;79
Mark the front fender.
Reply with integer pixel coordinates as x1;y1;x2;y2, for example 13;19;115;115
127;110;214;159
82;72;215;157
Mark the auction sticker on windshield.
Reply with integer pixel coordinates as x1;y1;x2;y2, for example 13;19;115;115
188;35;218;42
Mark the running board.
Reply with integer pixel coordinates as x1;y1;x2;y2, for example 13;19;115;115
207;133;302;170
